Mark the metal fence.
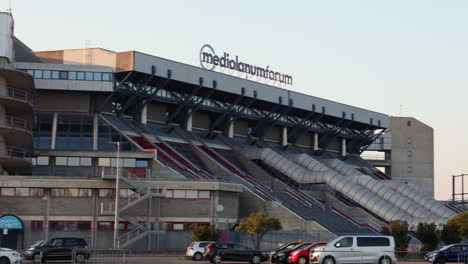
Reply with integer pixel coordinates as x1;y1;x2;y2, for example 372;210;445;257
68;248;468;264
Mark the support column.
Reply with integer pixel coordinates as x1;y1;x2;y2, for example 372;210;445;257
93;114;98;151
227;117;234;138
141;104;148;125
341;137;347;156
281;126;288;147
50;112;58;149
186;108;192;131
313;132;319;151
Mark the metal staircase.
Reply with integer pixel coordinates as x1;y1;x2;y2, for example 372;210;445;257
101;168;166;249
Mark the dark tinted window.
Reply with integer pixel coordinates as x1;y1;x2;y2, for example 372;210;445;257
357;237;390;247
298;243;312;249
64;239;80;247
48;239;64;247
199;242;210;247
218;243;233;249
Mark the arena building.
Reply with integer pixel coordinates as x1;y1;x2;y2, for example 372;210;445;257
0;12;461;250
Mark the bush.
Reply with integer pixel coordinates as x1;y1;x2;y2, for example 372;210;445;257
190;224;219;242
441;223;462;244
381;220;411;251
414;222;439;251
235;211;282;249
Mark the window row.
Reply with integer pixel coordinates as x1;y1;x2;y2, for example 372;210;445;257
32;156;149;168
23;69;112;82
167;222;209;231
31;221;145;231
0;188;136;198
165;190;210;199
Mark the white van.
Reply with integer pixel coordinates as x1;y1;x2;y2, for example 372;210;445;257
310;235;397;264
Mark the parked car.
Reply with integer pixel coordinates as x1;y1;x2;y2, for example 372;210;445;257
0;248;22;264
203;242;269;264
269;242;301;262
310;235;397;264
425;244;468;264
272;242;313;264
23;237;89;264
288;242;327;264
186;241;215;261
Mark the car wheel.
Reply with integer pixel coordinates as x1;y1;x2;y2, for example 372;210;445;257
211;255;222;264
74;253;86;264
0;257;10;264
323;256;335;264
33;254;43;264
193;252;203;261
251;255;262;264
435;258;446;264
379;256;392;264
298;256;308;264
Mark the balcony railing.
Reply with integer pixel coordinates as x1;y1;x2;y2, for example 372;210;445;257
0;87;35;105
0;116;33;132
0;145;33;159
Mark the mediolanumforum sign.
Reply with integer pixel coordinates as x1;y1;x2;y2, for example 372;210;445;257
199;44;293;86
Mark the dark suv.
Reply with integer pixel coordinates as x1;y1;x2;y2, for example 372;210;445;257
203;242;269;264
24;237;89;264
426;244;468;264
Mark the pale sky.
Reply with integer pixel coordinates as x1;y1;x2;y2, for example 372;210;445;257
2;0;467;200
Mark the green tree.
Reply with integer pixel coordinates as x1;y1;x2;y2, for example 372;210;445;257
235;211;282;249
414;222;439;251
190;224;219;242
447;212;468;238
441;223;462;245
381;220;411;251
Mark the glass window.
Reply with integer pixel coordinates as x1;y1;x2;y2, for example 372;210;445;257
30;188;44;197
407;137;412;144
335;237;353;248
56;114;93;150
37;156;49;165
31;221;43;230
80;157;92;166
69;71;77;80
198;191;210;199
51;188;65;197
98;221;113;230
93;72;102;81
77;72;85;80
102;73;111;81
49;222;64;231
67;188;79;197
408;150;412;157
51;71;60;79
123;158;136;167
173;224;184;231
16;188;30;196
42;70;51;79
56;157;67;166
68;157;80;166
33;113;53;149
99;189;113;198
165;190;173;198
60;71;68;80
186;190;198;199
173;190;186;198
136;160;148;167
34;70;43;79
1;188;14;196
85;72;93;80
357;237;390;247
27;69;34;75
77;222;91;231
98;158;110;167
79;189;93;197
64;222;77;231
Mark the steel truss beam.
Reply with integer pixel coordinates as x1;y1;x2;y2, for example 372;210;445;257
316;119;355;154
98;72;133;113
166;78;204;125
208;92;245;136
287;112;325;145
359;128;386;154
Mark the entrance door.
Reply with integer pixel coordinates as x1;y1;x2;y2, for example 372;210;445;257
0;229;19;249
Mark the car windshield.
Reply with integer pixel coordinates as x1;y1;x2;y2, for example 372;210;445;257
31;241;44;247
285;243;299;249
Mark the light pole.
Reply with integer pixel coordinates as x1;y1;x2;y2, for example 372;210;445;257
112;142;121;249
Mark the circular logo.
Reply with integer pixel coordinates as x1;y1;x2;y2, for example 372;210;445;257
199;44;216;70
